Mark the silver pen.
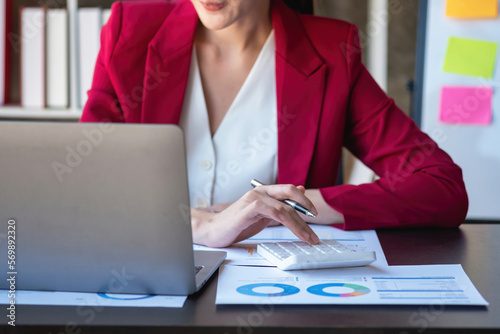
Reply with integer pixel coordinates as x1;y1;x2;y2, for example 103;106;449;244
250;179;316;218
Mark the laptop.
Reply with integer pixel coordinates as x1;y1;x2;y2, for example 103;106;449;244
0;122;226;295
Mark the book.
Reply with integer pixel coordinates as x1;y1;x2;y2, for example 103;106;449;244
0;0;7;105
102;8;112;26
20;7;46;108
46;8;69;109
67;0;79;111
78;7;102;109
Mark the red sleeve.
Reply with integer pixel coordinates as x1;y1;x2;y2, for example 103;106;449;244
79;2;125;123
320;25;468;230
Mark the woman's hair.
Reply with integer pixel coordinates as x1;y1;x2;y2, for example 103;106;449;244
282;0;314;14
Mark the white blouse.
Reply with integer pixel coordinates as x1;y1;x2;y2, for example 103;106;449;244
179;31;278;208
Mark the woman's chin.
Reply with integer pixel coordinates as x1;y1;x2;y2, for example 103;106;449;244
198;17;233;31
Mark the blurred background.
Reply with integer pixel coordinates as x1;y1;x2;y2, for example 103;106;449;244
3;0;419;114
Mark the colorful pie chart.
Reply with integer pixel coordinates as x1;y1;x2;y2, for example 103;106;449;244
307;283;370;297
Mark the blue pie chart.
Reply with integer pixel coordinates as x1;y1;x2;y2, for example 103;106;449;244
237;283;300;297
97;293;156;300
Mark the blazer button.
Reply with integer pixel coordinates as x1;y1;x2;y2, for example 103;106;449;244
201;160;213;171
197;198;208;208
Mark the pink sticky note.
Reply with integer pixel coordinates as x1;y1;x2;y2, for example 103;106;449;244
439;86;493;125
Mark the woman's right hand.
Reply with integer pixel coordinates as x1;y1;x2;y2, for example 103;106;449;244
190;184;319;248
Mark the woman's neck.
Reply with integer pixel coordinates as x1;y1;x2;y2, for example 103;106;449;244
195;2;272;54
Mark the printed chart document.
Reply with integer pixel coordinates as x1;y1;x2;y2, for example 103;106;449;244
0;290;186;308
216;264;488;306
195;225;388;267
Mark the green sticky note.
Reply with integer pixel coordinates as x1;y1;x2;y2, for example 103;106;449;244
443;37;498;78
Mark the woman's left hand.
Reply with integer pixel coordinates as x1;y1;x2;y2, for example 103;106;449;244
190;184;319;248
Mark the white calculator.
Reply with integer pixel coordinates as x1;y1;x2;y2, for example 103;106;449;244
257;240;376;270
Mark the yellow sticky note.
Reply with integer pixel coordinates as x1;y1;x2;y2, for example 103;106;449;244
446;0;498;19
444;37;498;78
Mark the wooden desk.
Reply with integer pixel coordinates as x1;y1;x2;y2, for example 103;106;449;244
3;224;499;334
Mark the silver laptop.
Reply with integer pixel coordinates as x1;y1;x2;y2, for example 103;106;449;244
0;122;225;295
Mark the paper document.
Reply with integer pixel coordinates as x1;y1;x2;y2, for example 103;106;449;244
195;242;270;266
248;224;346;240
194;225;387;267
0;290;186;308
216;264;488;306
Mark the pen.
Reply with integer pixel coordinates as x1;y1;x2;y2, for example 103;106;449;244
250;179;316;218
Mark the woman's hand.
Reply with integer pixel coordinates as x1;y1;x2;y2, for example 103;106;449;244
201;202;282;227
198;202;232;213
191;184;319;248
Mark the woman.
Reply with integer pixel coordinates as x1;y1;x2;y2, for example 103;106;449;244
81;0;468;248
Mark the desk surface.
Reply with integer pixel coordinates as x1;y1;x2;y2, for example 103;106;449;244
3;224;500;334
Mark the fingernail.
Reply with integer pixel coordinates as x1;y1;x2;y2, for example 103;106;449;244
279;214;286;222
312;207;318;216
302;231;311;241
311;234;319;244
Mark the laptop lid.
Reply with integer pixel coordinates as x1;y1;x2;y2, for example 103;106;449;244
0;122;224;295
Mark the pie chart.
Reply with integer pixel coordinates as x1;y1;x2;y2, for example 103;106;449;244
307;283;370;297
237;283;300;297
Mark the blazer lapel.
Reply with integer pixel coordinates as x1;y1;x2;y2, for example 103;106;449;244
141;0;199;124
272;0;327;186
141;0;326;187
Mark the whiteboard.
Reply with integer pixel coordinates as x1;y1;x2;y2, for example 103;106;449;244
414;0;500;220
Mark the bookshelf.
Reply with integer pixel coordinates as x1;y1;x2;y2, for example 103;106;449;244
0;0;311;121
0;105;81;120
0;0;117;121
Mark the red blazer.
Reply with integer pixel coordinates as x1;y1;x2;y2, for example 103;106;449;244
81;0;468;230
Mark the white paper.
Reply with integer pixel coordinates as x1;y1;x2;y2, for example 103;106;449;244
216;264;488;306
0;289;186;308
195;226;388;267
248;224;342;240
195;241;270;266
